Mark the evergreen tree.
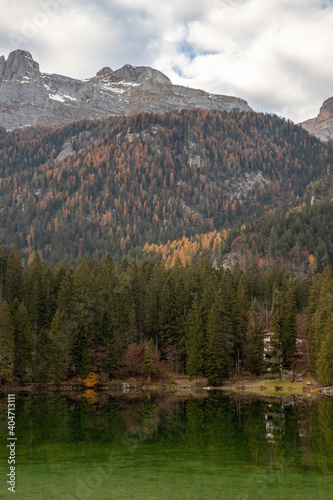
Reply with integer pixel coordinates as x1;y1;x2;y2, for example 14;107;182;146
99;308;117;376
245;299;264;375
70;322;89;379
0;301;14;379
232;275;250;373
0;245;8;307
186;295;205;378
206;284;233;386
12;301;32;382
32;327;53;382
306;267;333;376
23;252;46;347
280;278;297;368
48;309;71;383
5;244;23;303
142;339;157;378
317;312;333;386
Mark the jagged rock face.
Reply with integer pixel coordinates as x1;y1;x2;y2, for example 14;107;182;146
0;50;252;130
300;97;333;141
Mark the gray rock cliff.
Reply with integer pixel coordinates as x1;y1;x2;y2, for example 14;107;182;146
0;49;252;130
300;97;333;141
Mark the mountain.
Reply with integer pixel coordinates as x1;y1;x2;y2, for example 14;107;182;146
300;97;333;141
0;109;331;265
0;49;251;130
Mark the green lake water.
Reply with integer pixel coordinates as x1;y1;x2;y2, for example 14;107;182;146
1;391;333;499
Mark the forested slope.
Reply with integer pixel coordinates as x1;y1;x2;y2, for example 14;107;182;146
0;109;331;264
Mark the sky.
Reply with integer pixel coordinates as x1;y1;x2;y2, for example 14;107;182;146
1;0;333;123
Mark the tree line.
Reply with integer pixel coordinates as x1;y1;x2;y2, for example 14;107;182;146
2;245;328;387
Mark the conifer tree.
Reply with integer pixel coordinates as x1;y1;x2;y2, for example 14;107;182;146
24;252;46;347
245;299;264;375
307;267;333;376
0;301;14;379
5;244;23;304
270;282;282;376
99;308;117;376
280;278;297;368
232;275;250;373
186;295;205;378
33;327;53;382
206;282;233;386
142;339;157;378
0;246;8;307
12;301;32;382
71;323;89;379
48;309;71;383
317;312;333;386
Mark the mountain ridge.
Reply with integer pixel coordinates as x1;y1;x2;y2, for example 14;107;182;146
0;49;251;130
300;97;333;141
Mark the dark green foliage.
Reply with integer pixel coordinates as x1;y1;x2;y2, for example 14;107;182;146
71;323;89;379
142;339;157;378
0;242;328;385
306;266;333;383
5;244;23;303
12;301;32;382
99;309;117;376
245;300;264;375
280;279;297;368
186;295;205;378
32;328;54;383
206;281;234;386
270;279;297;369
0;301;14;379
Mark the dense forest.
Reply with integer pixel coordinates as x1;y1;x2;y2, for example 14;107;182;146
0;109;332;265
144;198;333;272
1;109;333;387
1;244;331;387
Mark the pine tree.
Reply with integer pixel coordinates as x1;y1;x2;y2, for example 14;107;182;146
306;267;333;376
99;308;117;376
232;275;250;374
32;327;53;382
245;299;264;375
23;252;46;347
205;283;233;386
317;312;333;386
280;278;297;368
0;246;8;307
0;301;15;379
48;309;71;383
5;244;23;304
70;323;89;379
186;295;205;378
270;282;282;376
12;301;32;382
142;339;157;378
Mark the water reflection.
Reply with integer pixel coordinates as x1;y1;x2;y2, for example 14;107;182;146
0;392;333;499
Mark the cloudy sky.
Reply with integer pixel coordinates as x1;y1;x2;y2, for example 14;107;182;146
1;0;333;123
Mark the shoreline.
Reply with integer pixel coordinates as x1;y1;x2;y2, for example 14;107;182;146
1;375;331;398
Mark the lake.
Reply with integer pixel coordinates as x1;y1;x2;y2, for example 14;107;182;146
1;391;333;499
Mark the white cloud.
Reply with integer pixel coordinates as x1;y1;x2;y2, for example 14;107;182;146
0;0;332;122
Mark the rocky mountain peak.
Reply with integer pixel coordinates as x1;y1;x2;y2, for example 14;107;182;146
112;64;172;85
1;49;40;81
96;67;114;78
317;97;333;122
300;96;333;141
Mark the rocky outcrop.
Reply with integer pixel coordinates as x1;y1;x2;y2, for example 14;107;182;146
300;97;333;141
0;49;252;130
